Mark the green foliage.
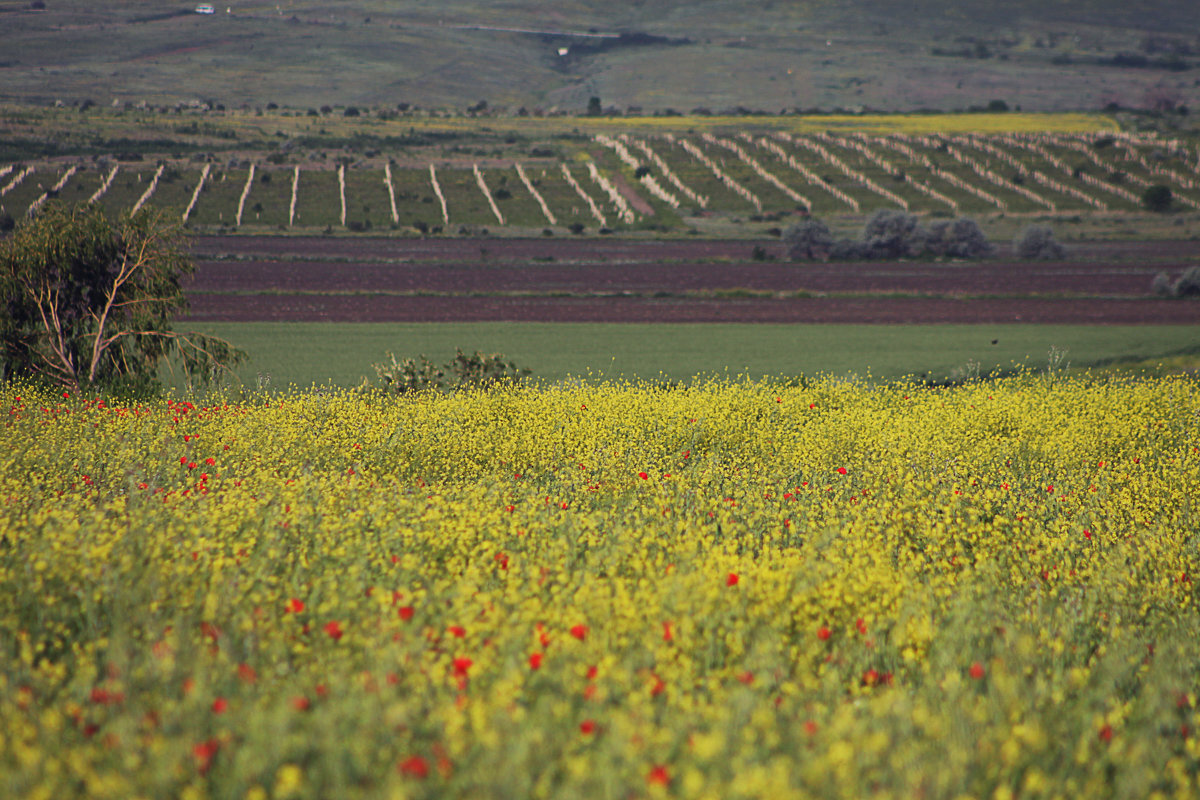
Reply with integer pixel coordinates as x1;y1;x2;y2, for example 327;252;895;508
1153;266;1200;297
783;218;834;261
1175;266;1200;297
926;217;994;259
373;348;531;393
860;209;929;258
788;212;993;261
1014;224;1065;260
0;202;245;391
1142;184;1173;212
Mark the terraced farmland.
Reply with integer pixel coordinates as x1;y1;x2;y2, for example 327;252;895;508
3;129;1198;236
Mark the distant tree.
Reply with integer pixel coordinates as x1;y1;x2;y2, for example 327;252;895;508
783;218;834;261
1151;271;1174;296
928;218;994;258
1142;184;1173;212
1014;224;1065;260
587;96;602;117
1175;266;1200;296
861;209;927;259
343;106;360;117
1;203;245;391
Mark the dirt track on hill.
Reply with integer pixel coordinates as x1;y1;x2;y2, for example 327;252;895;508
183;236;1200;324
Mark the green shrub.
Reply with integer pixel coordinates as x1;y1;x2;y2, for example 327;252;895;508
1176;266;1200;296
1142;184;1173;212
1151;266;1200;297
1014;224;1065;260
783;218;834;261
927;217;994;259
374;348;531;393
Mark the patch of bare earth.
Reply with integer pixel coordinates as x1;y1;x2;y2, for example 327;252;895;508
183;237;1200;324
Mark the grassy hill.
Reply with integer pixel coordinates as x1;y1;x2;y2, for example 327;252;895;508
1;0;1197;114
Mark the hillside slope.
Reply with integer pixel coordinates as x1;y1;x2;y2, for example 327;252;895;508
0;0;1196;112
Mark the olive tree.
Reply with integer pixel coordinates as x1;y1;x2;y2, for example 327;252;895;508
1142;184;1173;213
1014;224;1065;260
783;218;834;261
0;202;245;391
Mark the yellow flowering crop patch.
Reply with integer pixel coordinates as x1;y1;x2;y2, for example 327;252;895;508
1;374;1198;799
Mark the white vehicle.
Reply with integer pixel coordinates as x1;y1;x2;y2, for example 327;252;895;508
195;4;215;14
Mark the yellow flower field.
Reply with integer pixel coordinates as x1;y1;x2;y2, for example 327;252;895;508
1;373;1198;799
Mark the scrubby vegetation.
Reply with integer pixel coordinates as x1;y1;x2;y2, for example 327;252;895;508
372;348;532;393
785;211;993;261
1153;266;1200;297
1015;224;1066;260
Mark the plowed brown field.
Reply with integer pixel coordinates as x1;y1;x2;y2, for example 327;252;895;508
183;236;1200;324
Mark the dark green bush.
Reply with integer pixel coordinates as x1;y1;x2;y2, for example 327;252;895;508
1014;224;1065;260
1142;184;1173;212
373;349;532;394
782;218;834;261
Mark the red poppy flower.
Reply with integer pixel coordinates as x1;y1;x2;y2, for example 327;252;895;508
1099;724;1113;742
803;720;818;735
291;696;311;711
638;472;649;480
323;621;344;641
529;652;543;670
580;719;597;735
237;663;257;684
448;625;466;638
647;765;671;786
586;665;598;680
193;738;220;773
969;661;985;679
398;605;414;621
817;626;831;641
836;467;848;475
726;573;739;587
453;657;473;677
211;697;228;714
662;621;673;642
286;598;304;614
855;618;868;635
398;755;429;779
570;624;588;641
